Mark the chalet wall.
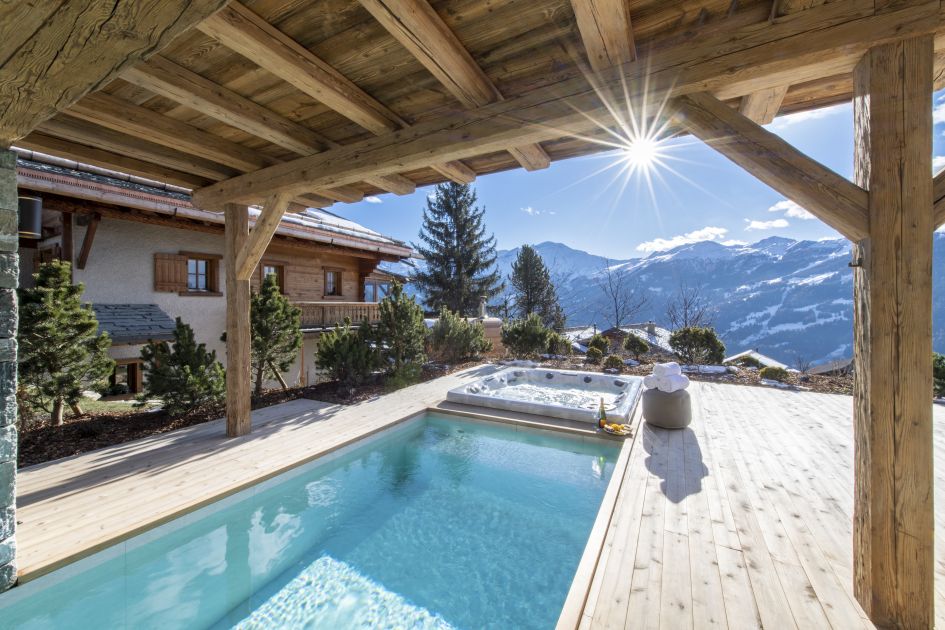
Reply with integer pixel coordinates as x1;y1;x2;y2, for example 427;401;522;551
0;150;18;591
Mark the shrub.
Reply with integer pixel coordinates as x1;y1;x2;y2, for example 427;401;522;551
546;332;573;357
623;334;649;360
729;355;763;369
501;313;551;358
429;308;491;363
375;282;427;373
139;318;226;416
934;353;945;398
385;363;424;392
586;346;604;364
587;333;609;355
759;366;790;382
603;354;624;371
669;326;725;365
249;274;302;396
18;260;114;425
316;318;378;387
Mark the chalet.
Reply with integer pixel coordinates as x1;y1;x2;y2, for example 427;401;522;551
723;349;789;370
15;151;413;393
564;322;674;355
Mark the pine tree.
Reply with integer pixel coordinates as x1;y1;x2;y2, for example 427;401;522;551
414;183;503;315
249;274;303;396
509;244;565;330
375;282;426;373
140;318;226;416
18;260;114;425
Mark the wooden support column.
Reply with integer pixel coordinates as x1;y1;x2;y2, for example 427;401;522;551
224;203;252;437
852;35;934;629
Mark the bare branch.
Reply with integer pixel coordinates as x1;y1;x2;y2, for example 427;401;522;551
596;261;648;329
666;283;714;330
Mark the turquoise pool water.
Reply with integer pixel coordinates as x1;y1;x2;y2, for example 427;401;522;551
0;414;620;629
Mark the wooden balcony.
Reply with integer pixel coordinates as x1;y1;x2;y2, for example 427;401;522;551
294;301;380;329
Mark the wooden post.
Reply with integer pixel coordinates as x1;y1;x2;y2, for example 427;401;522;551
224;203;252;437
852;35;934;629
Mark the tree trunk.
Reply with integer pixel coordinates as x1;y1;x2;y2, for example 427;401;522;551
51;398;64;426
70;402;83;417
268;360;289;390
254;364;264;398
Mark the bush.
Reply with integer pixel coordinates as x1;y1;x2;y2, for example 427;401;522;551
669;326;725;365
248;274;302;396
587;333;609;355
759;366;790;382
375;282;427;373
385;363;424;392
546;332;572;356
429;308;491;363
316;318;378;387
603;354;624;371
623;334;649;360
139;318;226;416
729;355;763;369
934;353;945;398
586;346;604;364
501;313;551;358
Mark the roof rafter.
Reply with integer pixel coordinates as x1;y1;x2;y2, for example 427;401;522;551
739;85;788;124
569;0;637;73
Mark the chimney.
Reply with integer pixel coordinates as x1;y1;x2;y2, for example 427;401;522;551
646;321;656;335
478;295;488;319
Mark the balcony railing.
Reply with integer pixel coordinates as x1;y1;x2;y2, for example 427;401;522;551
294;301;380;329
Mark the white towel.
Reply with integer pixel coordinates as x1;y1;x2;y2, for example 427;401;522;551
643;374;660;389
652;362;682;377
644;372;689;393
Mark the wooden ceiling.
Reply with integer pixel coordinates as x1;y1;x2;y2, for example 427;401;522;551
10;0;945;211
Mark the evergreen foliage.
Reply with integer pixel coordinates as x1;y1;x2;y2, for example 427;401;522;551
413;183;503;314
316;318;378;387
546;332;572;357
509;244;565;330
728;354;763;369
934;352;945;398
669;326;726;365
249;274;303;396
759;366;790;382
139;318;226;416
428;308;491;363
585;347;604;364
18;261;114;425
603;354;624;371
500;313;551;358
375;282;427;373
587;333;609;355
623;334;649;360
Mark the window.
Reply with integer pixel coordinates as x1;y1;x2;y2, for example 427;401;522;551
364;282;375;303
364;280;392;302
154;252;220;295
324;269;342;297
262;264;284;290
107;361;142;396
188;258;210;291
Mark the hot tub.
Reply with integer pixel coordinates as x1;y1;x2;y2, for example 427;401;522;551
447;367;643;423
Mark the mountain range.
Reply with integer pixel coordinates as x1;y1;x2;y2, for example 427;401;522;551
492;236;945;366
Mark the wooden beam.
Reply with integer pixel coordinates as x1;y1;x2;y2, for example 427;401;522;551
236;193;291;280
76;213;100;270
569;0;637;73
673;92;869;241
852;35;934;630
934;169;945;229
224;203;252;437
359;0;549;171
315;186;364;204
198;1;403;135
193;1;942;208
0;0;228;147
60;211;73;267
738;85;789;124
431;162;478;185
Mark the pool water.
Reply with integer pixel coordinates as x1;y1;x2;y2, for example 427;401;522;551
0;414;620;629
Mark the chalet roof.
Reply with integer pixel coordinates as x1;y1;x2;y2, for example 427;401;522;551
15;153;413;259
724;349;789;370
92;304;176;345
808;357;855;375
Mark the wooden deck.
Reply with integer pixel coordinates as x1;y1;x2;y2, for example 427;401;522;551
575;384;945;630
12;374;945;628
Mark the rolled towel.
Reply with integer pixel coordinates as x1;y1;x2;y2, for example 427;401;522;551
659;373;690;393
643;374;660;389
652;362;682;377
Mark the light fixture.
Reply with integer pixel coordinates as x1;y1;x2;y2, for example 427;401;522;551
18;195;42;239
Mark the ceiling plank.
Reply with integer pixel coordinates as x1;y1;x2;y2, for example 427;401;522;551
433;162;478;185
359;0;549;171
569;0;637;73
674;91;868;241
739;85;789;124
0;0;229;147
197;0;475;185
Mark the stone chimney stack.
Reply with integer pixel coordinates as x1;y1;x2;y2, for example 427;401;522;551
647;321;656;335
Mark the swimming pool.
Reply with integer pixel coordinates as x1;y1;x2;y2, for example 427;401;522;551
0;413;621;629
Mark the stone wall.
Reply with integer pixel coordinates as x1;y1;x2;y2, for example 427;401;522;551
0;149;17;590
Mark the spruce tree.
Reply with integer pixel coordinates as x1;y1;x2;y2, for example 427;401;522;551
18;260;114;425
249;274;303;396
509;244;565;330
140;318;226;415
374;282;426;373
414;183;503;315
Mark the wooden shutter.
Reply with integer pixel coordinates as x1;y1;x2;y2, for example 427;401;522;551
154;253;187;292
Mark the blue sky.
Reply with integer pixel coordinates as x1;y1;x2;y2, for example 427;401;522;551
334;91;945;260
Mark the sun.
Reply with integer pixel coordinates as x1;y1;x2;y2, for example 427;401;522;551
621;136;662;170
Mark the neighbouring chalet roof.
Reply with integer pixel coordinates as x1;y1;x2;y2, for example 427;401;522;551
808;357;855;376
15;153;413;259
724;349;789;369
92;303;176;345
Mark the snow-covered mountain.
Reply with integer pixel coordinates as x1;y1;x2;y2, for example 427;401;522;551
494;235;945;366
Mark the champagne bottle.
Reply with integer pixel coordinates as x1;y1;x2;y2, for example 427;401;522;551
598;397;607;429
